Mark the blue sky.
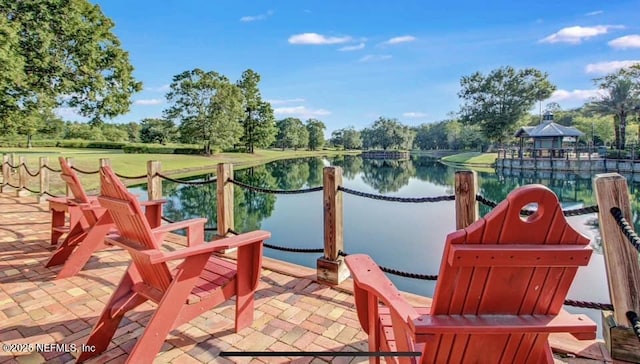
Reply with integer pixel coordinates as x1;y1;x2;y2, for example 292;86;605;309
71;0;640;134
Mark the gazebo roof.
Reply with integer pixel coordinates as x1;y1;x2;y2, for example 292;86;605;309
514;120;584;138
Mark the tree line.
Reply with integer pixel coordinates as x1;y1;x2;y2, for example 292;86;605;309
2;0;639;153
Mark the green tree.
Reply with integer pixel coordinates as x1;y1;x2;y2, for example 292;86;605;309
165;69;244;154
140;118;175;144
331;127;362;149
64;121;103;140
237;69;276;153
458;66;556;145
101;123;129;142
275;117;305;150
125;121;140;142
365;117;414;150
1;0;142;139
587;65;640;149
306;119;326;150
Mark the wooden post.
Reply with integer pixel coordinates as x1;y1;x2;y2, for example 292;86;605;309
217;163;234;237
593;173;640;362
455;171;478;229
16;156;27;197
147;160;162;201
1;154;9;193
99;158;110;167
39;157;49;203
317;166;348;285
65;157;73;197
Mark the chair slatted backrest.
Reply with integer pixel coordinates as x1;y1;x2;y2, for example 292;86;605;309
427;184;591;362
58;157;91;204
99;165;171;291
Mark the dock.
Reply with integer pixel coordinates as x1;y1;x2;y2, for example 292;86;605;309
0;192;622;363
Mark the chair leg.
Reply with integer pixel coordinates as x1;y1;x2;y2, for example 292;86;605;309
125;255;208;363
77;266;142;362
50;209;66;246
46;223;86;268
55;215;112;279
234;243;262;332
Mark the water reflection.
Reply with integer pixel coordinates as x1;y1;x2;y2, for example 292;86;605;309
128;155;638;334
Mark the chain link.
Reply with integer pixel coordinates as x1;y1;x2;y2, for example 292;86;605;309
229;178;323;194
339;186;455;203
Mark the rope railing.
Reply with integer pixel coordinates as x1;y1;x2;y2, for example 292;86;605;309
338;186;455;203
23;186;41;194
626;311;640;342
476;194;600;217
115;172;148;180
70;166;100;175
228;178;323;194
43;165;62;173
21;163;40;177
610;207;640;252
156;172;217;186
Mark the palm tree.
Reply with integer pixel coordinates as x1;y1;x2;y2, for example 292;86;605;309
588;64;640;150
588;77;637;150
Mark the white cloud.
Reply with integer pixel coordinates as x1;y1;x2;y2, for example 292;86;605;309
403;112;428;118
288;33;352;45
539;25;622;44
383;35;416;45
585;10;603;16
267;98;306;105
608;35;640;49
240;10;274;22
359;54;392;62
274;106;331;118
146;84;170;92
585;60;640;74
548;89;602;103
134;98;164;106
338;43;365;51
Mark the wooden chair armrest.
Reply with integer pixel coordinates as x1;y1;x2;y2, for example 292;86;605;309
152;218;207;235
140;199;167;206
147;230;270;264
345;254;420;322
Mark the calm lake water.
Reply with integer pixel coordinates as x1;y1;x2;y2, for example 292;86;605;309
129;155;640;333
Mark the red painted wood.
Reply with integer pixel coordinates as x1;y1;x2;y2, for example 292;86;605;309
345;184;597;364
78;165;269;363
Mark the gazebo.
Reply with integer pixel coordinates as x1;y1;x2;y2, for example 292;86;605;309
513;112;584;159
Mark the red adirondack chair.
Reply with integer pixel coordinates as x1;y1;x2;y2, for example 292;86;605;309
345;184;596;364
46;157;164;279
77;165;269;363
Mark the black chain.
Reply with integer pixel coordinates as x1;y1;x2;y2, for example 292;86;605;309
156;172;217;186
229;178;323;194
21;164;40;177
71;166;100;175
610;207;640;252
5;182;19;189
476;195;599;217
339;186;455;203
264;243;324;253
43;191;62;198
5;162;20;169
115;172;148;180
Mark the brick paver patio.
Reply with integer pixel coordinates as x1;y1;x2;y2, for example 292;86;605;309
0;192;618;363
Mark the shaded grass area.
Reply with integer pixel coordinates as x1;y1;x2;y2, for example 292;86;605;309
441;152;497;166
1;148;360;195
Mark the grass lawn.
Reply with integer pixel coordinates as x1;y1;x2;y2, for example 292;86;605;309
441;152;498;166
1;147;360;194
